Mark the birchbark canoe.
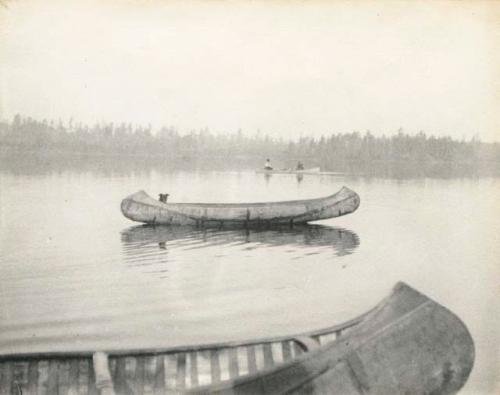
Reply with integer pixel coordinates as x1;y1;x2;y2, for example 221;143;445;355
0;283;474;394
120;186;360;226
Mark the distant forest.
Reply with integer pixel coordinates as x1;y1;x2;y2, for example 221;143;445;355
1;115;499;167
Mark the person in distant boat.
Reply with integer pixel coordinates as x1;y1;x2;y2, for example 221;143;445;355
264;159;273;170
296;161;304;170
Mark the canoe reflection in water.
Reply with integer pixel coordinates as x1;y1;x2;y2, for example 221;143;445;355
121;224;359;253
120;224;360;273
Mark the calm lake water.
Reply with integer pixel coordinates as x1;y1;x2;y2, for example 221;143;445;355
0;158;498;394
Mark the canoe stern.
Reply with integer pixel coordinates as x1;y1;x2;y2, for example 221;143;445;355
300;186;360;222
346;282;475;395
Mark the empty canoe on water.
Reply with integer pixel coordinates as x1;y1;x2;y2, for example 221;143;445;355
121;186;360;226
0;283;474;394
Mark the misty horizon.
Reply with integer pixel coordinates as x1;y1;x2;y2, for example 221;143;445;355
2;114;499;176
1;113;497;144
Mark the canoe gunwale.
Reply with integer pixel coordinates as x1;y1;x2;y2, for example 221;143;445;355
0;289;373;361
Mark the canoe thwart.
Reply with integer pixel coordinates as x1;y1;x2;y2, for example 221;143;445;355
293;336;321;352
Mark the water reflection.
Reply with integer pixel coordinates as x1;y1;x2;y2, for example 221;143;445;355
121;224;360;275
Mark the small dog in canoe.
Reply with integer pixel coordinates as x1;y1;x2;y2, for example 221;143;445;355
158;193;169;203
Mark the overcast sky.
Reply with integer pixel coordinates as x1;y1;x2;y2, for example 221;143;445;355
1;0;499;141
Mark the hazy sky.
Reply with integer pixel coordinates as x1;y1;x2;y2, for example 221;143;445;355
1;0;499;141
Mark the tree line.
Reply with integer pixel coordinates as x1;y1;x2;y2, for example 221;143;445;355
1;114;498;165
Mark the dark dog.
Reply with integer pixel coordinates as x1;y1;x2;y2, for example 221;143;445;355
158;193;169;203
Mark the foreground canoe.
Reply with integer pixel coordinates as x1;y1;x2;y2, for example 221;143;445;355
0;283;474;394
121;186;360;226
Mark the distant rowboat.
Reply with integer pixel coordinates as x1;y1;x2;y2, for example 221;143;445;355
256;167;321;175
121;187;360;226
0;283;474;394
256;168;350;176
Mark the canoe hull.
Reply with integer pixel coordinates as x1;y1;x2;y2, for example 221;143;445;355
121;187;360;226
